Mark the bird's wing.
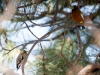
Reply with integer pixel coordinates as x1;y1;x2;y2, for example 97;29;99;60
80;12;84;20
16;54;23;64
16;54;23;69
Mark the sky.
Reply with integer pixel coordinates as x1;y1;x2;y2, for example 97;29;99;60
0;16;53;75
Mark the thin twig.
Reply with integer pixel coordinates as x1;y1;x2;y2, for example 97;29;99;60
50;0;59;26
23;5;47;56
27;24;78;56
73;27;83;66
60;28;72;67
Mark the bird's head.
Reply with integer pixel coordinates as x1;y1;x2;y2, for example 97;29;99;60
72;5;78;9
20;50;27;54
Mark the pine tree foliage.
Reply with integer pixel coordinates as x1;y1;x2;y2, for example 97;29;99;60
0;0;100;75
35;34;85;75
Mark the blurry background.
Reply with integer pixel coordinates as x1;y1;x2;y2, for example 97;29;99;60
0;0;100;75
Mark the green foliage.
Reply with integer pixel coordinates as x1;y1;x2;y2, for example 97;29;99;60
35;35;79;75
0;0;4;12
0;40;19;65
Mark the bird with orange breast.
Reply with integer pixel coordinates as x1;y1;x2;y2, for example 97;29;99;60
71;5;85;29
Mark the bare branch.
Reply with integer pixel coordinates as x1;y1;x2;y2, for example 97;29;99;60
27;24;78;57
73;27;83;66
78;64;100;75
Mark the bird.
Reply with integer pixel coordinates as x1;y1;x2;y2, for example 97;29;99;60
71;5;85;29
71;5;84;24
16;50;28;70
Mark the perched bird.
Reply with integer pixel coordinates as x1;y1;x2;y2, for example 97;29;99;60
16;50;28;70
71;5;85;29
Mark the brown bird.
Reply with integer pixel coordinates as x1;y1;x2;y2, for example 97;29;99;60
16;50;28;70
71;5;85;29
